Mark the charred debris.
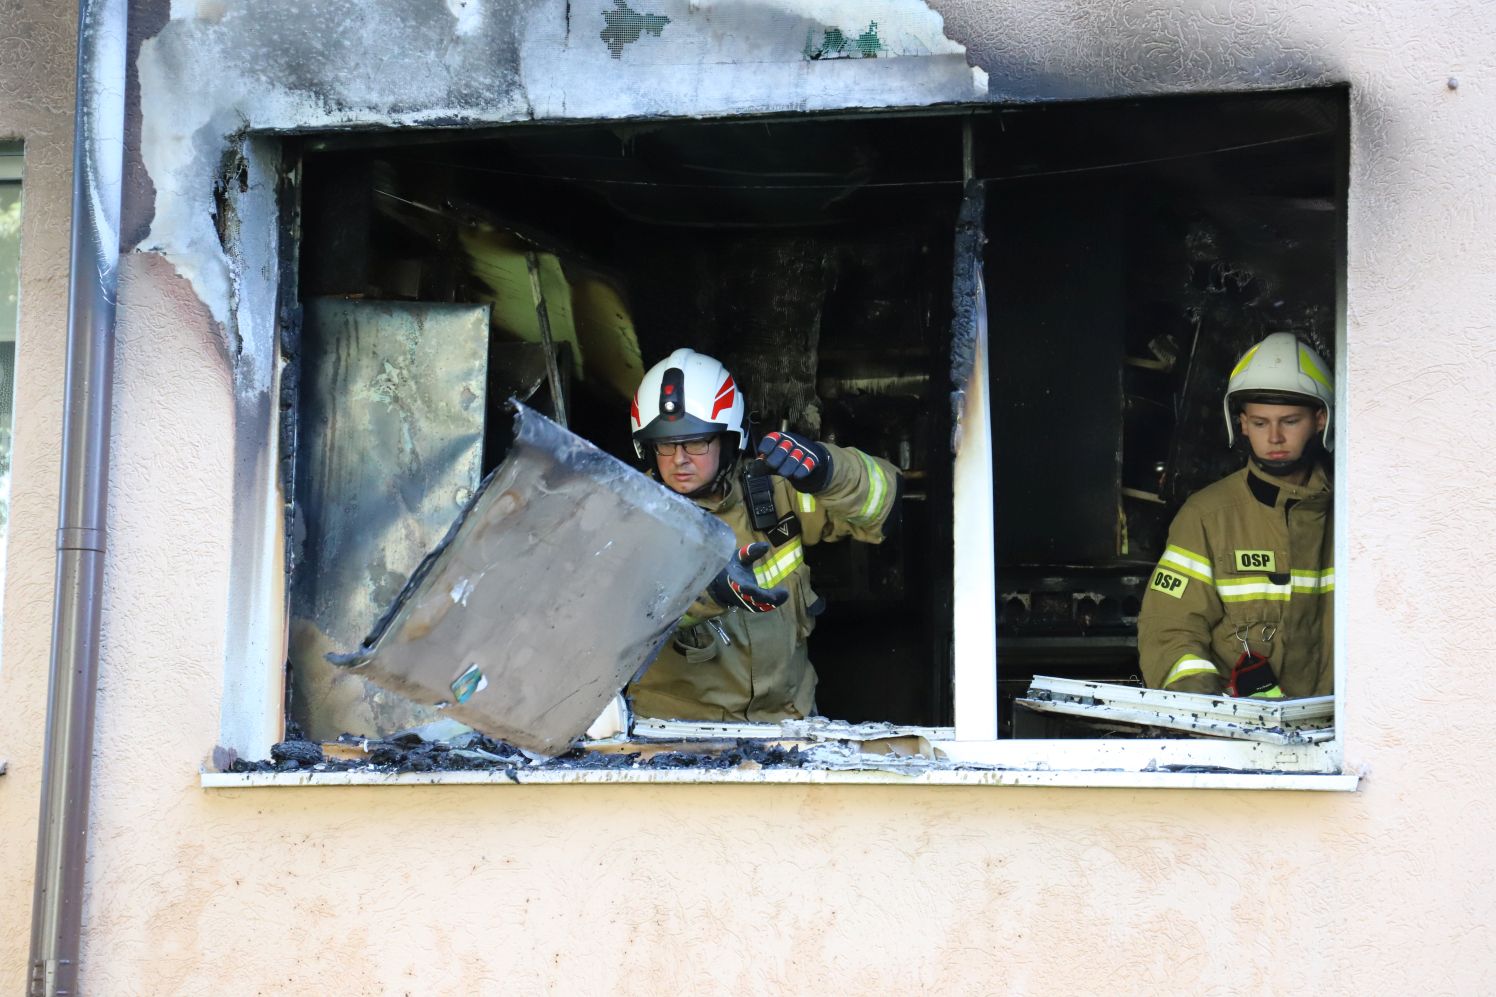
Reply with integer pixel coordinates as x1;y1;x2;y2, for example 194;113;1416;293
282;88;1347;744
240;729;812;778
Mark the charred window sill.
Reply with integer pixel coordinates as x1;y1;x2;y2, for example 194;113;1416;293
206;716;1358;790
201;766;1359;790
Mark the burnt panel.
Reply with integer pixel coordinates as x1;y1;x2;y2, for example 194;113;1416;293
289;299;490;741
988;183;1125;565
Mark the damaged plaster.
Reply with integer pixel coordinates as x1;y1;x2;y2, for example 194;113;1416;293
136;0;986;329
131;0;987;759
600;0;672;58
128;0;1351;761
803;22;886;60
933;0;1343;102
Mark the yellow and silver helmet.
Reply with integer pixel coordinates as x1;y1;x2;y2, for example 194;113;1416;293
1223;332;1335;451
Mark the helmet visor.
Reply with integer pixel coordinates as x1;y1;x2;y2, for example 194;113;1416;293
1230;389;1326;410
632;411;728;445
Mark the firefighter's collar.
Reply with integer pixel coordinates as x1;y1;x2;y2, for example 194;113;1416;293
692;475;739;514
1246;461;1330;508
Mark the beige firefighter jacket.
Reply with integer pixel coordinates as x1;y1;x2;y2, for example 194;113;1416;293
627;442;900;722
1137;462;1333;698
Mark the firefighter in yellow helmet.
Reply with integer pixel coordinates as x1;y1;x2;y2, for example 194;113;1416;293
625;348;901;722
1138;332;1335;699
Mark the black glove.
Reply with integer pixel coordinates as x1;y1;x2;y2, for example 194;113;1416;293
707;542;789;613
756;430;832;493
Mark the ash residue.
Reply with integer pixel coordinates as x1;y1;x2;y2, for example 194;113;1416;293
269;739;324;766
948;180;986;455
632;741;803;770
947;180;985;388
229;734;808;776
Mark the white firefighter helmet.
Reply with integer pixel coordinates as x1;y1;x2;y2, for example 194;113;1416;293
630;348;747;458
1223;332;1335;450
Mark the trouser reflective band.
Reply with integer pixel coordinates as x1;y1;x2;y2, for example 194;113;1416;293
1163;655;1217;687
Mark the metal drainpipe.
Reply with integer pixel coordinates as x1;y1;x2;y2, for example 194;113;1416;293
28;0;127;994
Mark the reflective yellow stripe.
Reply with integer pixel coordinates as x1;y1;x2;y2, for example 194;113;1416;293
1249;685;1286;700
1164;655;1217;687
1217;575;1293;603
1220;592;1292;603
1291;570;1335;593
754;543;803;588
1218;570;1333;601
797;492;816;514
1160;544;1213;584
679;613;701;628
1298;345;1333;395
851;452;890;525
752;537;804;589
1230;344;1260;380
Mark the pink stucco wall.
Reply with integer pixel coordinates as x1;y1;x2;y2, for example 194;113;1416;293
3;0;1495;993
0;0;83;986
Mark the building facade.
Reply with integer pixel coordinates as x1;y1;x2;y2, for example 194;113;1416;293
1;0;1493;991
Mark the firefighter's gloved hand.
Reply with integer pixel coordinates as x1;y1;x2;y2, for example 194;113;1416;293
756;430;832;493
707;542;789;613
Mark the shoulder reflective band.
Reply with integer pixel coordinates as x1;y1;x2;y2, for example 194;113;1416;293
1234;549;1277;572
1160;544;1213;584
753;536;804;589
850;451;890;526
1164;655;1217;687
797;491;816;513
1149;567;1189;598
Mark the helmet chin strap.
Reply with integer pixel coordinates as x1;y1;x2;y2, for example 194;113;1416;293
691;447;739;500
1249;437;1325;479
1250;454;1306;477
682;478;724;500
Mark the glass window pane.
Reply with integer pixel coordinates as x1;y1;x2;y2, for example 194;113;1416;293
0;176;20;666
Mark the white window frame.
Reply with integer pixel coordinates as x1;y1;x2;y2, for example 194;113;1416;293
942;271;1348;777
0;143;22;691
205;95;1354;791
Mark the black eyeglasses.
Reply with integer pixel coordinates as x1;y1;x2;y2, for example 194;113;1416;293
651;438;714;456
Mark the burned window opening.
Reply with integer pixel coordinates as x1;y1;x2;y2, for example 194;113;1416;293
291;112;965;743
979;87;1346;737
282;87;1347;757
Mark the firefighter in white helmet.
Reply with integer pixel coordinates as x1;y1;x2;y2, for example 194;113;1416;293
626;348;901;722
1138;332;1335;699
